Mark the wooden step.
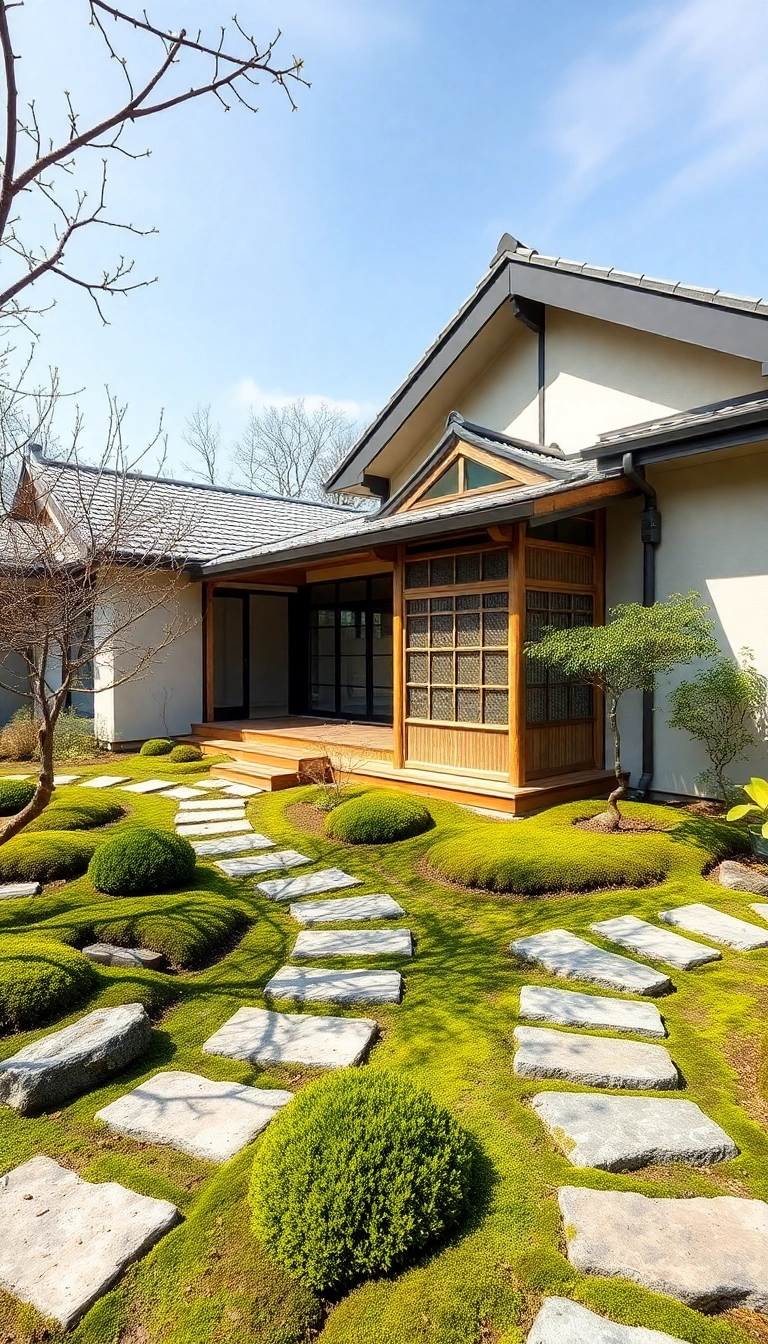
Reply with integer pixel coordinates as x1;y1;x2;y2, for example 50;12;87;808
207;760;304;791
179;735;327;774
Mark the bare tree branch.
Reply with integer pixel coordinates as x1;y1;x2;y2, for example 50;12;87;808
182;402;222;485
232;397;370;508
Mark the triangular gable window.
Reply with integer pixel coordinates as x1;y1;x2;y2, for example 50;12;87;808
408;449;539;510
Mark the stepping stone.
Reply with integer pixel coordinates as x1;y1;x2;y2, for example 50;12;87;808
53;774;80;785
161;785;203;800
518;986;666;1038
0;1004;152;1113
203;1006;377;1069
659;902;768;951
83;943;165;971
192;832;274;857
292;929;413;959
591;914;720;971
527;1297;687;1343
216;849;310;878
513;1026;678;1090
531;1093;737;1170
558;1185;768;1311
290;893;405;925
220;782;262;796
511;929;671;996
0;1155;179;1329
193;779;228;790
718;859;768;896
751;902;768;922
265;966;403;1005
1;773;30;779
122;778;178;794
0;881;41;899
96;1070;293;1162
177;796;248;811
258;867;362;902
175;808;246;826
81;775;130;788
175;818;252;838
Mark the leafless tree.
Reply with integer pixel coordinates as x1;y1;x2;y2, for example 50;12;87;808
0;406;200;845
182;403;222;485
232;397;367;505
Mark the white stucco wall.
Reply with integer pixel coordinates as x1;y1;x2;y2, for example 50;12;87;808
606;444;768;797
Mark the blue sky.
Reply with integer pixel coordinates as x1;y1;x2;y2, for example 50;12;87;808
18;0;768;475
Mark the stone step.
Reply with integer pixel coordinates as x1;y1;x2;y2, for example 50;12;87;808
532;1092;737;1170
513;1026;679;1090
0;881;41;899
591;914;721;971
291;928;413;959
527;1297;685;1343
53;774;80;786
558;1185;768;1311
218;782;264;797
518;986;666;1038
718;859;768;896
203;1005;377;1069
81;775;130;789
265;966;403;1004
0;1004;152;1113
122;778;178;794
162;785;208;800
82;943;165;971
96;1070;293;1162
177;796;249;812
257;868;362;902
216;849;310;878
290;893;405;925
191;832;274;857
0;1156;179;1330
659;902;768;951
175;818;253;838
511;929;671;996
175;808;247;826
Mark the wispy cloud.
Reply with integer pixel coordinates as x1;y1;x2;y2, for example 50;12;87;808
546;0;768;208
232;378;376;423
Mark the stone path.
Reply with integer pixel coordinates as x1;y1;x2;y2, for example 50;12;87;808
96;1070;293;1162
83;943;165;971
53;774;80;785
258;867;362;901
290;893;405;924
0;880;41;899
122;778;178;794
220;782;262;796
175;807;247;827
511;929;671;995
531;1093;737;1170
216;849;310;877
718;858;768;896
751;901;768;922
526;1297;686;1343
591;914;721;971
0;1004;152;1112
518;986;666;1038
177;796;247;811
265;966;403;1005
81;775;130;789
557;1186;768;1311
161;785;204;800
192;832;274;857
175;818;252;837
291;928;413;959
659;902;768;951
513;1026;679;1090
203;1006;378;1069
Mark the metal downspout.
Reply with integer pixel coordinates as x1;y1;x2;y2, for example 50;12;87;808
621;452;662;798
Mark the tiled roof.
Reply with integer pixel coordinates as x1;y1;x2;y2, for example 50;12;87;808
594;389;768;449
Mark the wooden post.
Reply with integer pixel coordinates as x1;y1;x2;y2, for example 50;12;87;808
203;582;215;723
509;523;526;788
392;546;405;769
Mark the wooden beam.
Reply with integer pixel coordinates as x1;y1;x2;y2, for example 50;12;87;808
509;522;526;788
488;523;516;542
532;476;633;515
203;582;214;722
392;545;405;769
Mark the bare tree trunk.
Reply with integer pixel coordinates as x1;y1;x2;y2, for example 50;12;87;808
591;696;625;832
0;685;58;844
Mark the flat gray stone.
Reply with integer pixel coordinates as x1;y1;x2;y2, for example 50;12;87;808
53;774;80;786
0;881;41;899
0;1155;179;1329
513;1026;678;1090
81;775;130;789
0;1004;152;1113
591;915;720;970
290;893;405;925
203;1006;377;1069
258;867;362;902
175;808;246;826
751;902;768;922
265;966;403;1004
518;986;666;1038
216;850;310;878
532;1093;737;1170
175;818;252;837
161;786;204;800
718;859;768;896
660;902;768;951
83;943;165;971
527;1297;686;1343
193;779;228;789
511;929;671;996
558;1185;768;1311
220;782;262;796
177;796;248;811
192;832;274;857
122;778;177;794
292;928;413;959
96;1070;293;1162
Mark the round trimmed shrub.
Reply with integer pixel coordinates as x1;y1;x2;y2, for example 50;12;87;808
27;791;123;833
0;779;35;816
0;936;97;1031
325;789;432;844
169;743;202;763
55;891;250;969
139;738;173;757
250;1071;474;1293
88;826;196;896
0;832;100;884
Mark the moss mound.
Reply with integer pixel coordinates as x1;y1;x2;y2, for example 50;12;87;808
88;826;196;896
326;789;433;844
54;891;249;969
169;744;202;763
0;936;97;1031
26;789;123;833
250;1071;473;1294
0;832;100;884
0;779;35;816
139;738;173;756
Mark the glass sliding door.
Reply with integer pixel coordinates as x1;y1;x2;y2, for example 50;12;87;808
213;591;248;719
309;574;392;721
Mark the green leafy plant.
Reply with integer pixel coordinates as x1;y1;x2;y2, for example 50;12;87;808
525;592;717;829
169;743;202;763
0;832;100;884
0;710;39;761
52;709;97;761
325;789;433;843
88;826;196;896
0;936;97;1031
0;779;36;816
727;777;768;838
139;738;174;757
250;1071;474;1294
668;651;767;803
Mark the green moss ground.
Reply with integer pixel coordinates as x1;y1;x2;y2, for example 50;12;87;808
0;759;767;1343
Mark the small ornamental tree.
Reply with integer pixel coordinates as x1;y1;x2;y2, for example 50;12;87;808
525;592;717;829
668;650;767;803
